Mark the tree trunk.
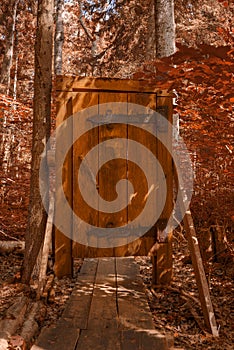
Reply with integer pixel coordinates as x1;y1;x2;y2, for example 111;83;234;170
21;0;54;285
0;0;18;94
147;0;157;60
154;0;176;58
54;0;64;75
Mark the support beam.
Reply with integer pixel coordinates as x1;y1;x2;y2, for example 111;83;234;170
54;97;73;278
183;209;219;336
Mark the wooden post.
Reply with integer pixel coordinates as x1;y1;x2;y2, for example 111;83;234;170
37;192;55;299
152;94;173;285
183;209;219;336
175;170;218;336
54;97;73;278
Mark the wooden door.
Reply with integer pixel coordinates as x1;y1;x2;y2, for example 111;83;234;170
55;77;173;283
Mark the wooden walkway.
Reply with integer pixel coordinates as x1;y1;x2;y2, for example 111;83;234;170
31;258;176;350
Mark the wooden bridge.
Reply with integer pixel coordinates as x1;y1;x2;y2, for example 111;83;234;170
33;77;217;349
32;257;179;350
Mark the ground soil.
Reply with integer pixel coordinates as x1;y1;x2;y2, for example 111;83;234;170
136;230;234;350
0;230;233;349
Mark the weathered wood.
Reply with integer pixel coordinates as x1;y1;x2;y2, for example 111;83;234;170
98;93;128;253
86;258;118;329
56;76;171;95
31;320;80;350
152;95;173;285
75;258;121;350
61;259;98;329
54;97;73;278
116;257;171;349
0;296;29;342
37;193;55;299
151;238;173;286
75;329;121;350
121;329;169;350
183;209;219;337
116;257;156;331
0;240;25;254
55;77;173;285
72;92;99;258
20;301;46;346
42;274;54;300
31;257;173;350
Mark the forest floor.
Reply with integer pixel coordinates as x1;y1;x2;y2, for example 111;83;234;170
0;230;233;350
136;231;234;350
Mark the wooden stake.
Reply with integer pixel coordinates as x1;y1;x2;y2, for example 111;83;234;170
183;208;219;336
37;193;55;299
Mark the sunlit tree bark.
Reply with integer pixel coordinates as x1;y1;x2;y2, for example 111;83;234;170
155;0;176;57
54;0;64;75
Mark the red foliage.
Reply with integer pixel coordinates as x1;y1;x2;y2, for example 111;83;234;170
0;94;32;239
134;44;234;231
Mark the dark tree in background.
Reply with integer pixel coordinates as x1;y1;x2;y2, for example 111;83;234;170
0;0;18;94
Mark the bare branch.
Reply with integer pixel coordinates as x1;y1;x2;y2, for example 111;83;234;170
77;0;94;41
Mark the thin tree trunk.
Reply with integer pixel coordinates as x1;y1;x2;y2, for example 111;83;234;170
13;28;19;110
54;0;64;75
0;0;18;94
154;0;176;58
13;54;18;101
147;0;156;60
21;0;54;285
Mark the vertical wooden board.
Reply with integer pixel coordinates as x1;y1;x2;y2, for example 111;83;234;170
151;239;173;286
156;95;173;221
32;321;80;350
116;257;156;331
76;258;122;349
126;93;157;256
54;96;73;278
72;92;99;258
86;258;118;329
152;95;173;285
55;78;174;265
60;259;98;330
56;90;73;125
97;93;128;253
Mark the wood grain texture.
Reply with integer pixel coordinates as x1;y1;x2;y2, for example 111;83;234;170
152;95;173;285
31;320;80;350
75;258;122;350
54;97;73;278
56;76;171;95
32;257;173;350
60;259;98;329
55;78;173;280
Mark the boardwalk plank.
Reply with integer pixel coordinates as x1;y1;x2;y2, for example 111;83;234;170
76;329;121;350
85;258;118;329
31;319;80;350
75;258;122;350
116;257;156;331
121;329;169;350
61;259;98;329
32;258;173;350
